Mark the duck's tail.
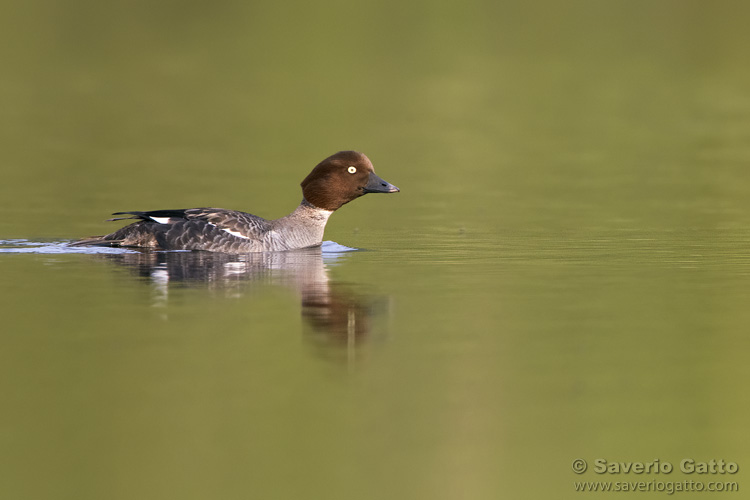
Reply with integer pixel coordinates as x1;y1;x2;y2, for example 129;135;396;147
68;235;123;247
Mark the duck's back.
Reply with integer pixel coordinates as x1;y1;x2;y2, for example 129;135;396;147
75;208;276;253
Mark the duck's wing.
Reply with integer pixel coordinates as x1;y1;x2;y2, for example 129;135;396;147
182;208;270;239
72;208;271;251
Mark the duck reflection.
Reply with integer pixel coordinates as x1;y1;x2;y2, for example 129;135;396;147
98;245;387;353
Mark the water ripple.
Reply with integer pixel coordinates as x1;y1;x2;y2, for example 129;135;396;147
0;239;358;256
0;239;136;254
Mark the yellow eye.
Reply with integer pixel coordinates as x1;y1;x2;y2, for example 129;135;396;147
347;166;357;174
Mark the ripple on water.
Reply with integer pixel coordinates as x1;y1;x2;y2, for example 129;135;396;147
0;239;358;256
0;239;137;254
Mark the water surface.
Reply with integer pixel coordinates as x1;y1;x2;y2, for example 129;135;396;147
2;1;750;499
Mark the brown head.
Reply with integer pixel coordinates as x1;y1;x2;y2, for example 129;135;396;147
300;151;399;211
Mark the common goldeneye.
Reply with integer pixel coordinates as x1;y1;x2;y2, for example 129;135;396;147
73;151;399;253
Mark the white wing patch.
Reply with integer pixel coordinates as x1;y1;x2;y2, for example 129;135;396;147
149;217;172;224
222;228;251;239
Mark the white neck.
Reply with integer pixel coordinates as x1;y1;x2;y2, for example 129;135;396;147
268;199;334;249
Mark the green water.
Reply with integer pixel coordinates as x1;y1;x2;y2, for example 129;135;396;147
2;1;749;498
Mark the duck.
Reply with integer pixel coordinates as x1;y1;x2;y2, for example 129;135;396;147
72;151;399;253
